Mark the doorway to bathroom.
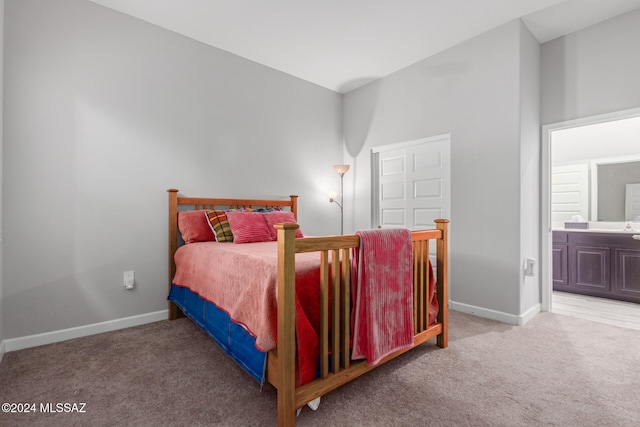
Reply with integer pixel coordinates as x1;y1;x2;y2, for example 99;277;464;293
541;107;640;329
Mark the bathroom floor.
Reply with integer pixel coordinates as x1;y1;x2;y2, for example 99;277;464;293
552;291;640;331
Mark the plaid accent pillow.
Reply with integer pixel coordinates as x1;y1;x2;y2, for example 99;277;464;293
206;210;233;242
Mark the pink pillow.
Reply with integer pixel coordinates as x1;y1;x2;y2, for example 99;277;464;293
262;211;304;240
225;211;273;244
177;210;215;244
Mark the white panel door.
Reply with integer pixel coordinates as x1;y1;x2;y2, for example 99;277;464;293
373;135;450;230
378;148;407;227
626;183;640;221
551;164;589;223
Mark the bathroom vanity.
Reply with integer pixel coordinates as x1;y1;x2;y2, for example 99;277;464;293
553;229;640;303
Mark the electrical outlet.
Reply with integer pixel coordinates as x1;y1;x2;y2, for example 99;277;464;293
123;271;135;290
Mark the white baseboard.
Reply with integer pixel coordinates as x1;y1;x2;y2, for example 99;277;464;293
0;340;5;363
3;310;168;353
519;303;542;325
450;301;541;326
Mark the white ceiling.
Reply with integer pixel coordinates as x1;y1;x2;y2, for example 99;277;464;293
89;0;640;93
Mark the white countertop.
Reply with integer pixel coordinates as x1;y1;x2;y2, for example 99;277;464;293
553;221;640;234
553;228;639;234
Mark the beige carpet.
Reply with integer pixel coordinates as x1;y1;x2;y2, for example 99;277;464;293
1;310;639;426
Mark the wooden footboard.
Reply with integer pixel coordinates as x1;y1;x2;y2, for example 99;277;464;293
167;189;448;427
271;221;448;426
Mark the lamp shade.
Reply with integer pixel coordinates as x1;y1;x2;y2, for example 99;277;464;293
333;164;350;175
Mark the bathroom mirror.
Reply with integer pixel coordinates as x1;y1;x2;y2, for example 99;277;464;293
551;114;640;225
626;183;640;221
591;158;640;221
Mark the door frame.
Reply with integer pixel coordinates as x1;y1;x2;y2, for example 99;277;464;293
541;106;640;312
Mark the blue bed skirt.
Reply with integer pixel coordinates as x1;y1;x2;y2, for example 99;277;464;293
168;284;267;385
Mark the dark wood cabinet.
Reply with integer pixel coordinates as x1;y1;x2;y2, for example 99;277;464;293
569;245;610;292
613;247;640;301
553;231;640;304
552;232;568;288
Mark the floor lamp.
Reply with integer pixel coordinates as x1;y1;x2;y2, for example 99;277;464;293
329;164;350;235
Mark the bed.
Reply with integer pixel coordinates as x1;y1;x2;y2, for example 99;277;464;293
167;189;449;426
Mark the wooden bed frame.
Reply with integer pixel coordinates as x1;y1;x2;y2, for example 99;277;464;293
167;189;449;426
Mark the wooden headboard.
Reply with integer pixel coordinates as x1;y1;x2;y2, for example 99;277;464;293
167;188;298;317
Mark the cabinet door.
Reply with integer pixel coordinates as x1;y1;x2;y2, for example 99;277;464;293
552;244;568;288
613;248;640;302
569;245;610;293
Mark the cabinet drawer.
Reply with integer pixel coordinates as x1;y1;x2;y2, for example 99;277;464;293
553;231;568;243
569;232;640;249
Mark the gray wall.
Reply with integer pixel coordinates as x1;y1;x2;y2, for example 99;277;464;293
541;8;640;307
2;0;342;339
518;23;541;316
6;1;640;341
343;20;535;320
541;8;640;125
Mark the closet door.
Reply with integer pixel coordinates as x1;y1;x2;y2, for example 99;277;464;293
372;134;450;230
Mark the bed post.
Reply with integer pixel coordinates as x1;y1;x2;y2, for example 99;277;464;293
167;189;181;320
435;219;449;348
289;195;298;220
275;223;299;426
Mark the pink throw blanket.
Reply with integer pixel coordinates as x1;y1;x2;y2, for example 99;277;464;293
351;228;414;365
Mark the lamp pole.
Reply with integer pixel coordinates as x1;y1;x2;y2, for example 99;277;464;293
332;164;350;235
339;172;345;235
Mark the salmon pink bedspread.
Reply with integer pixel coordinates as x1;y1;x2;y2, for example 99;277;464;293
172;241;322;385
